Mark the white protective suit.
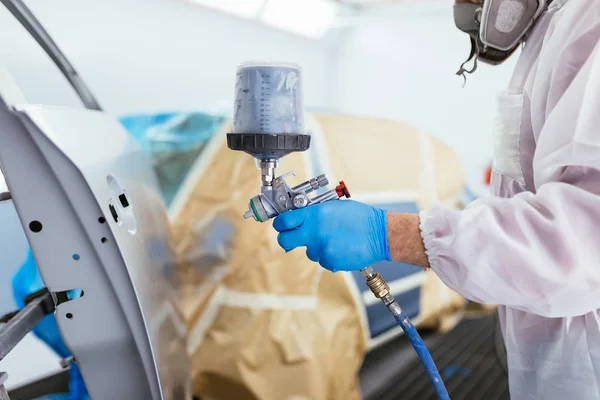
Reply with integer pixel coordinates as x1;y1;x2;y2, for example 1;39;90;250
420;0;600;398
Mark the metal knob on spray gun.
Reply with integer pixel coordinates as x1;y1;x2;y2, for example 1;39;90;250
226;61;450;399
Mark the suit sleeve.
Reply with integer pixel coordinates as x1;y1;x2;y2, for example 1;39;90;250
420;38;600;318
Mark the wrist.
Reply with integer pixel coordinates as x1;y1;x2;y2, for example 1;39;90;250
386;212;430;268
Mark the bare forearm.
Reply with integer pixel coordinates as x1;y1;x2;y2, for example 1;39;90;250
387;213;430;268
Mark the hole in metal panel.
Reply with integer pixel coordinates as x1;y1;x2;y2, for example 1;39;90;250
109;204;118;223
118;193;130;208
29;221;43;233
107;175;137;235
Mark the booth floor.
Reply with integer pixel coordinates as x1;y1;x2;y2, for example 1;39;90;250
360;313;509;400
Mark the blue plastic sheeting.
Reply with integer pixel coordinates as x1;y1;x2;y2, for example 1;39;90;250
12;250;89;400
120;112;177;140
119;112;225;206
122;112;224;151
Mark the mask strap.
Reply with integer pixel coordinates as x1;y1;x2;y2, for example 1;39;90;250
456;36;479;87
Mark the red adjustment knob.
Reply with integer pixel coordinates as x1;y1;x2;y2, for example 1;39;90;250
484;165;492;186
336;181;351;198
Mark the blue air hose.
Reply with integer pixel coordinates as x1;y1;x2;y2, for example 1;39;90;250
393;308;450;399
361;267;450;400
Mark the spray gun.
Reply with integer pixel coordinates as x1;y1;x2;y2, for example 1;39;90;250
226;61;350;223
227;61;450;399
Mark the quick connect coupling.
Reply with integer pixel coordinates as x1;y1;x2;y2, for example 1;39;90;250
361;266;390;299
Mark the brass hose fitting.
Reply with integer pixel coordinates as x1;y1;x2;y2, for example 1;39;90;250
365;272;390;299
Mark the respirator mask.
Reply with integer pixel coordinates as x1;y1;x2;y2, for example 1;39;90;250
454;0;549;83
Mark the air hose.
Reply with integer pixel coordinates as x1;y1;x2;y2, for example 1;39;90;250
361;267;450;400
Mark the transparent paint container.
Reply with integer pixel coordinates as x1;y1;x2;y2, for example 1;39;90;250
232;61;305;135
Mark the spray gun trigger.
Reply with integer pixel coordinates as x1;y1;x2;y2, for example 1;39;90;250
279;171;296;179
274;170;296;185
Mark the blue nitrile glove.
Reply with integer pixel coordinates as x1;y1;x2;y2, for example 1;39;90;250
273;200;390;272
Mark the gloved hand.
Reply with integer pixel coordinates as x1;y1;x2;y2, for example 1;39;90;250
273;200;390;272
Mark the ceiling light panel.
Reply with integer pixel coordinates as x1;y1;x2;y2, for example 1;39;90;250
261;0;339;38
189;0;265;18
